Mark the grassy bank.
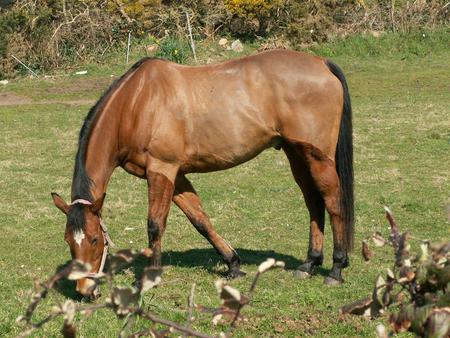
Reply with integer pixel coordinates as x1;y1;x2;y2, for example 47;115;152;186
0;31;449;336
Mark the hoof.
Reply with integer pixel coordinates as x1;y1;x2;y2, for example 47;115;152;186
293;270;311;280
324;276;343;286
81;292;100;302
227;269;246;279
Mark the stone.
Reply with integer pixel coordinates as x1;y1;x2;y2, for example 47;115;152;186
218;38;228;48
370;30;382;38
231;39;243;52
146;44;159;53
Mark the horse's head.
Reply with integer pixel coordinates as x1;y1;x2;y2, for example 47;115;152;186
51;192;110;299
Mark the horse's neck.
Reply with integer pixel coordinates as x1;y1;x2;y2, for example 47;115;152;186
72;107;119;202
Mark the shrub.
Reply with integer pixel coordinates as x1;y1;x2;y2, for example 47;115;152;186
154;36;190;63
224;0;284;36
342;207;450;337
0;0;449;78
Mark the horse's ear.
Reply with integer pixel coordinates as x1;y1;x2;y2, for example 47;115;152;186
91;193;106;214
51;192;69;215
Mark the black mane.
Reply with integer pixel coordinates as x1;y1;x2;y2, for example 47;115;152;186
68;57;152;231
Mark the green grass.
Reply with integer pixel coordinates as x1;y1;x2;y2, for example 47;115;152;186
0;31;449;337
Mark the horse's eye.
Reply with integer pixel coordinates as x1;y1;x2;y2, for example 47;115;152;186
91;237;98;246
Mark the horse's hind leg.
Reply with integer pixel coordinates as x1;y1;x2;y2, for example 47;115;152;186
283;143;326;279
284;140;349;285
173;175;245;278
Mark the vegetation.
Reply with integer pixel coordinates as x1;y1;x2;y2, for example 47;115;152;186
17;249;284;337
0;29;449;336
343;208;449;337
0;0;449;78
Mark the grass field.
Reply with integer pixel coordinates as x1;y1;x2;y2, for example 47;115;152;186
0;31;449;337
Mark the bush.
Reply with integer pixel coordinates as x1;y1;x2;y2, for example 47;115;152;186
342;207;450;337
0;0;448;78
224;0;284;36
154;36;190;63
0;1;125;78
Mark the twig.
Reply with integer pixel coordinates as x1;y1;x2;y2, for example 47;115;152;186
50;9;88;41
185;283;196;337
226;271;261;336
390;0;396;32
185;12;197;63
21;262;75;323
18;310;63;338
132;307;213;338
113;0;134;24
384;206;400;246
126;31;131;64
10;54;38;77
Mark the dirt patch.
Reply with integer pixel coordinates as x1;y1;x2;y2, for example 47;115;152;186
0;91;95;106
0;75;113;107
45;76;113;96
0;92;32;106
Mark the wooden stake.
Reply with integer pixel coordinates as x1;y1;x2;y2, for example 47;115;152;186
186;12;197;63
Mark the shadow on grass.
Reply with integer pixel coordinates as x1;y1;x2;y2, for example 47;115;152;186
54;248;330;300
161;248;330;278
53;260;84;301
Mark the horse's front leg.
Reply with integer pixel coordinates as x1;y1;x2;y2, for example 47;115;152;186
173;175;245;278
146;166;178;267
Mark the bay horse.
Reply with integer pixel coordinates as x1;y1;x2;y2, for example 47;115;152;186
51;49;354;297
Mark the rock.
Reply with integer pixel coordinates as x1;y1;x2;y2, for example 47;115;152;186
146;44;159;53
370;30;382;38
0;80;9;85
74;70;87;75
231;39;243;52
218;38;228;48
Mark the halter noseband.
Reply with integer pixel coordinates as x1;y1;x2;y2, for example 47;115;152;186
70;199;114;278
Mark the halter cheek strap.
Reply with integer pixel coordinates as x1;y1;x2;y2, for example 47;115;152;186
70;199;115;277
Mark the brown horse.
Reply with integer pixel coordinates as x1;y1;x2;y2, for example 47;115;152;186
51;49;354;297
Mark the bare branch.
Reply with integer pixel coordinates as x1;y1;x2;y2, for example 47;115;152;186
185;283;196;337
132;307;213;338
113;0;135;24
51;8;88;41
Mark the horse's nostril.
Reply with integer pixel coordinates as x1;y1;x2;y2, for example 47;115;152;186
92;286;101;299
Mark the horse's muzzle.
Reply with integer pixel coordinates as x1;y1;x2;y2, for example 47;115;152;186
76;278;100;299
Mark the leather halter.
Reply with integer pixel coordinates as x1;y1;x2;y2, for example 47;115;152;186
70;199;115;277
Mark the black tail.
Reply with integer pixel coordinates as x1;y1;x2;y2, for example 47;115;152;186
326;59;354;251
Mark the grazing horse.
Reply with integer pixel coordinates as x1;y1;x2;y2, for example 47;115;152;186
51;49;354;297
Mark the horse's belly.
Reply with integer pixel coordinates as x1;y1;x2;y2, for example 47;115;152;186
181;132;280;173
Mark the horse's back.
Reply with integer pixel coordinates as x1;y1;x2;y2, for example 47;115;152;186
118;50;344;173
